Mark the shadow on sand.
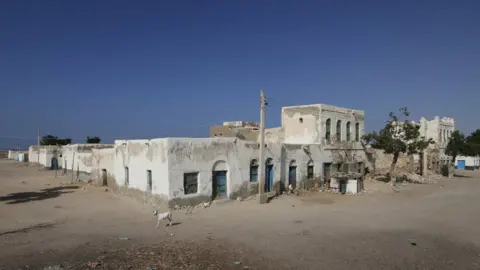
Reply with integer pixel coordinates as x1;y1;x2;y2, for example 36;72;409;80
0;186;79;204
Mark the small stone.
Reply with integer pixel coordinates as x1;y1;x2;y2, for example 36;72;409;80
236;197;243;202
104;188;108;192
174;204;180;210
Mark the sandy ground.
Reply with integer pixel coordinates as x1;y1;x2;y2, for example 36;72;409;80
1;159;480;269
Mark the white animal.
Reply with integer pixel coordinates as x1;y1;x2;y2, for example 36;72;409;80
153;210;173;227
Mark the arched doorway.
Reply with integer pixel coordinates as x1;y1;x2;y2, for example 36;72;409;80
212;160;228;199
288;160;297;189
265;158;274;192
50;157;58;170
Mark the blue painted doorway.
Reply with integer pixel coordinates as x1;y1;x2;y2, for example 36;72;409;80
457;160;466;170
265;158;274;192
212;171;227;199
50;157;58;170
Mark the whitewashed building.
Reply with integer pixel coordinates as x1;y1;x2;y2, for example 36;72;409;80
106;104;368;206
26;104;369;207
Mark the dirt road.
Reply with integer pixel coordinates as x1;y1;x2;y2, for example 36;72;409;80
1;159;480;269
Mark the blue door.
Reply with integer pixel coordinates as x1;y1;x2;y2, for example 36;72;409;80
289;166;296;188
457;160;466;170
51;157;58;170
213;171;227;199
265;165;274;192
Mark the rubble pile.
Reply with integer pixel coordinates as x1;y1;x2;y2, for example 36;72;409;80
373;150;412;173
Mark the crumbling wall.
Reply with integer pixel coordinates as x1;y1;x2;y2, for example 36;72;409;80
372;149;411;173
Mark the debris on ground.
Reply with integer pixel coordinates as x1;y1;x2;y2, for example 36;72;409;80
87;261;101;268
103;188;108;192
43;265;65;270
63;240;275;270
408;239;417;246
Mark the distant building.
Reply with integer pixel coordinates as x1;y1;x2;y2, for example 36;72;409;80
210;121;259;141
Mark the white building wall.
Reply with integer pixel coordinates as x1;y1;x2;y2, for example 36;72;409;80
114;139;170;199
8;150;26;160
112;137;368;206
28;145;61;166
59;144;113;173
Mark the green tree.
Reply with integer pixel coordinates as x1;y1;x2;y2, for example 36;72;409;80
362;107;434;185
57;138;72;145
40;135;72;146
445;130;468;164
466;129;480;156
40;135;58;145
86;136;101;144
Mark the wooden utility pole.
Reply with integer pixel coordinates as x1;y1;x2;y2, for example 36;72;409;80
258;89;266;204
37;128;40;171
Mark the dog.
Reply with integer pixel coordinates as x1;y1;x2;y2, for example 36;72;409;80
153;210;173;227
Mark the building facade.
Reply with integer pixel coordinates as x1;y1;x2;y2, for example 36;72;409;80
26;103;370;207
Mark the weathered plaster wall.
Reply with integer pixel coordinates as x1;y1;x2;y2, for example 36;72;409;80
282;104;365;145
90;148;115;185
165;137;368;205
166;138;260;206
282;105;320;144
264;127;284;144
62;144;113;172
114;139;170;199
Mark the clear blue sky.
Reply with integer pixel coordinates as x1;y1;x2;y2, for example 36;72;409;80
1;0;478;148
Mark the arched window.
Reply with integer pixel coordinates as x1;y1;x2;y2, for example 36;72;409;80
325;119;331;142
355;123;360;141
439;130;442;142
307;160;314;179
346;122;351;141
250;159;258;182
336;120;342;141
